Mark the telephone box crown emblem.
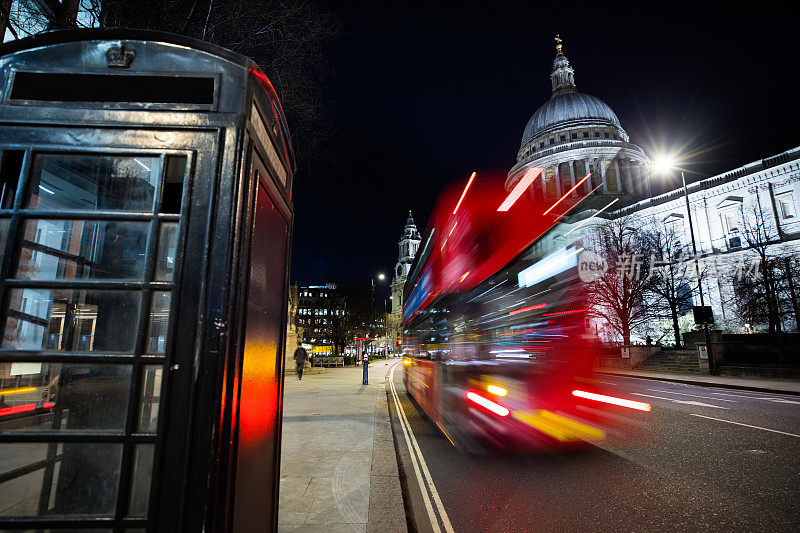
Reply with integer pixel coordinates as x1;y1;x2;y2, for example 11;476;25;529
106;43;137;69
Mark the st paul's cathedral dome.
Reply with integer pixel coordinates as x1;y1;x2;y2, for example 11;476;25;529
507;36;650;208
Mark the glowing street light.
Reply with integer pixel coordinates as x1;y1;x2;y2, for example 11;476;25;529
652;155;677;176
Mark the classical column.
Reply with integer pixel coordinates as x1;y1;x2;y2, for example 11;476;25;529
600;159;609;194
554;165;562;198
569;160;577;195
584;158;592;193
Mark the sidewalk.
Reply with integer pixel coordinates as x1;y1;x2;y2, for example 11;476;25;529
278;362;406;533
597;368;800;395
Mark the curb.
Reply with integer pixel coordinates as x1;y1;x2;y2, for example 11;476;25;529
598;370;800;396
365;363;408;533
384;365;418;533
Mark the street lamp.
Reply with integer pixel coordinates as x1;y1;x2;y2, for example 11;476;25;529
371;274;387;353
654;159;717;375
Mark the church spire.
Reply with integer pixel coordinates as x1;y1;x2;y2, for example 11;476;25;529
550;34;577;96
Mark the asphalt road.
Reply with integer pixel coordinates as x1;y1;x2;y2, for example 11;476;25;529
387;364;800;532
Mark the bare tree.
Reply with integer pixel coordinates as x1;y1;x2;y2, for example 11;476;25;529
782;255;800;331
643;221;694;348
1;0;13;39
739;201;783;333
327;282;370;356
585;216;652;345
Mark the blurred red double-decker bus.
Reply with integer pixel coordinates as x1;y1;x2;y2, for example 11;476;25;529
400;169;650;453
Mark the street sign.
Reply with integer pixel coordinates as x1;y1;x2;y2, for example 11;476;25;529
692;306;714;324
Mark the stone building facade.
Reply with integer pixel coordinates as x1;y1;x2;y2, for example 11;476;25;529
509;37;800;336
616;148;800;331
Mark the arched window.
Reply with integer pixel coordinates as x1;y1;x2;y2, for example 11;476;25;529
545;168;557;199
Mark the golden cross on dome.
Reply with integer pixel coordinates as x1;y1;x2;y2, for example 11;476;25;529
555;34;563;55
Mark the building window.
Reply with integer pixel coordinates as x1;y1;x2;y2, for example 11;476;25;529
664;216;684;249
604;132;610;139
720;208;741;234
777;192;796;220
560;135;566;141
571;133;577;140
583;132;589;138
594;132;600;138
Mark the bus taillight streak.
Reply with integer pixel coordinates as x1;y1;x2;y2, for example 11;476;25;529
466;392;510;417
572;390;652;411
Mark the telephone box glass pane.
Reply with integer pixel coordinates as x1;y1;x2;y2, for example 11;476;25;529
0;217;8;266
145;292;170;354
127;444;155;517
154;222;179;281
0;362;131;432
0;442;122;517
14;219;149;280
3;289;141;352
27;154;160;211
137;366;162;433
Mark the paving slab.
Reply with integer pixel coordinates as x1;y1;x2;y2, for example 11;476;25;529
279;362;407;532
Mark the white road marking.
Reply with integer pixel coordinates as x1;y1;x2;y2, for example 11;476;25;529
631;393;729;409
389;363;455;533
709;391;765;399
690;414;800;438
709;391;800;404
646;389;737;402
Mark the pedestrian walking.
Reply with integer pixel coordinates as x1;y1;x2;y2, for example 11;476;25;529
293;342;308;380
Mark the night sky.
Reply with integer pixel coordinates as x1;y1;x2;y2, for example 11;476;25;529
290;1;800;303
